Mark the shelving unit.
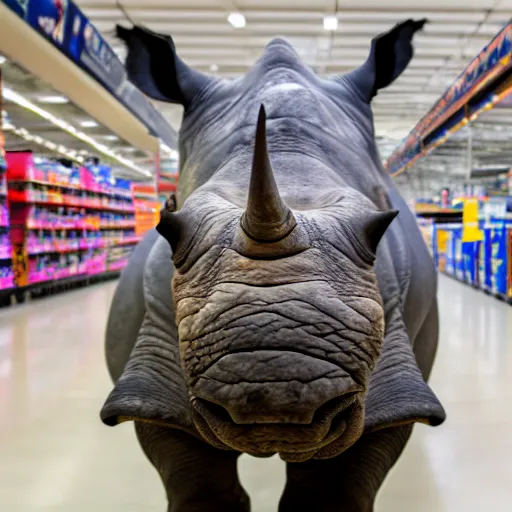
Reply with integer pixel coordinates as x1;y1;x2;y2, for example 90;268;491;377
417;202;512;303
5;152;141;287
0;158;14;291
0;69;14;291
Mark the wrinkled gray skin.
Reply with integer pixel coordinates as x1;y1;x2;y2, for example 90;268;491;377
102;19;445;512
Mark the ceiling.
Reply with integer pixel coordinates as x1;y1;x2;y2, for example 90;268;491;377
78;0;512;159
1;60;155;177
394;93;512;195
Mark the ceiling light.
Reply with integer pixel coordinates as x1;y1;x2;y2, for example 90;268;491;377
103;135;119;141
80;120;99;128
37;95;69;104
210;64;219;73
323;15;338;31
0;56;6;65
228;12;246;28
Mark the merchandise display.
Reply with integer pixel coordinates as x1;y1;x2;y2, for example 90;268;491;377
418;199;512;302
0;70;13;291
4;151;142;287
0;161;14;290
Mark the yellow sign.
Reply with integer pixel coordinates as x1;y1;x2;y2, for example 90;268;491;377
462;199;484;242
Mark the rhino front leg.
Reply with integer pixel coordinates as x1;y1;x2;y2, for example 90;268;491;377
279;426;413;512
135;423;250;512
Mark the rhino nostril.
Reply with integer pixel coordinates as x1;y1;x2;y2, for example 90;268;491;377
193;391;359;427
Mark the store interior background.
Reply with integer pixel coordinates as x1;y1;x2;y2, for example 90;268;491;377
0;0;512;511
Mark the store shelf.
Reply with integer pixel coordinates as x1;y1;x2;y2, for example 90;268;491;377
420;214;512;305
8;179;134;199
114;238;141;247
4;152;139;290
108;260;129;272
8;194;135;214
99;223;136;230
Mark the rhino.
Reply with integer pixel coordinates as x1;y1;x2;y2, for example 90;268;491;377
101;19;446;512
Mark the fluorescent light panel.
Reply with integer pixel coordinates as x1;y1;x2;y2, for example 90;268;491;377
228;12;246;28
80;120;99;128
38;95;69;104
323;16;339;31
3;86;151;177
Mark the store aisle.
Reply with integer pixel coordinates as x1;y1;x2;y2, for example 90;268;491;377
0;275;510;511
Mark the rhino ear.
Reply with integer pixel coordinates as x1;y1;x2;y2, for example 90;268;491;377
345;19;426;102
116;25;214;107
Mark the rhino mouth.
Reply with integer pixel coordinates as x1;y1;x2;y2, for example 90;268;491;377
191;392;364;462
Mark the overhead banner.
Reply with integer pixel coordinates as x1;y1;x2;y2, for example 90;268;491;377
1;0;176;149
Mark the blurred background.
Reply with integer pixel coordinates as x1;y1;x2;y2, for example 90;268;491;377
0;1;511;511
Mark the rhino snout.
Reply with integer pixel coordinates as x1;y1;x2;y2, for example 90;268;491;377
191;350;361;426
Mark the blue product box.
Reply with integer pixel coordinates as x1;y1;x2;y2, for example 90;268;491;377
478;232;487;290
490;224;508;296
463;241;480;285
482;227;494;290
445;227;462;277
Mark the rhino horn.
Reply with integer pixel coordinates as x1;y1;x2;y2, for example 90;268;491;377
241;105;297;243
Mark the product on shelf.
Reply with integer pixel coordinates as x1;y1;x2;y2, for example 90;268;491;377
132;183;160;237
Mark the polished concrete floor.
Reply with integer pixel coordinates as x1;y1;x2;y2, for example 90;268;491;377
0;275;510;511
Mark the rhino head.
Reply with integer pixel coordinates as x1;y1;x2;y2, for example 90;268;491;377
102;19;444;462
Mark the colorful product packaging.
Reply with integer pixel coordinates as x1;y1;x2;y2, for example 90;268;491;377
490;223;508;297
463;241;480;286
